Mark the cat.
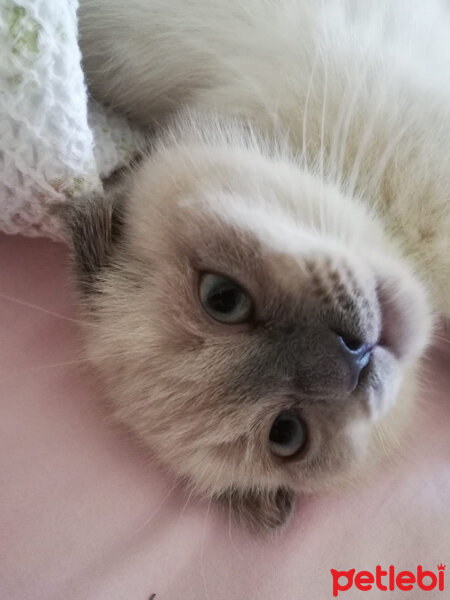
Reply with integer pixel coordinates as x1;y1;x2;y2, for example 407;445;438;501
67;0;450;531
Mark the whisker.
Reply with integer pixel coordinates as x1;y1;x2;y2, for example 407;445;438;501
0;291;153;344
302;46;320;171
199;452;229;600
336;51;374;188
318;46;328;234
346;74;394;198
365;121;411;210
163;485;196;575
227;479;248;560
0;291;94;328
199;494;214;600
0;349;144;386
134;481;179;534
329;78;352;188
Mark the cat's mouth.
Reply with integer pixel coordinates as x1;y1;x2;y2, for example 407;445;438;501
375;271;431;364
352;351;374;391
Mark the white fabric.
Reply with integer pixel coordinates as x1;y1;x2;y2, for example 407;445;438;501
0;0;144;239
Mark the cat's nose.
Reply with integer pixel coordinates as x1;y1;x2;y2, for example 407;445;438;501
288;328;374;396
336;333;373;391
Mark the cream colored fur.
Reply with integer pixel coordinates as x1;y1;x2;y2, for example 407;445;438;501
80;0;450;312
74;0;449;530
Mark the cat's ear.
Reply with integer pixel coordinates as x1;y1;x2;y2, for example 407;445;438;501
57;183;126;292
225;487;296;534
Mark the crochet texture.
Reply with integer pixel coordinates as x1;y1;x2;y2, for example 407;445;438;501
0;0;144;239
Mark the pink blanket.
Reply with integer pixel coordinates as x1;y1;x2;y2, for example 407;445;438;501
0;233;449;600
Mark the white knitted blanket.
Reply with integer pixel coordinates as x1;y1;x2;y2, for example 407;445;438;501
0;0;145;239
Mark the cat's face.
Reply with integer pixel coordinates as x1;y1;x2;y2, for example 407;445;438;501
65;129;431;532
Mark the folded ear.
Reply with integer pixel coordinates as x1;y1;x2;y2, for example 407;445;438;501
58;182;126;293
224;487;296;534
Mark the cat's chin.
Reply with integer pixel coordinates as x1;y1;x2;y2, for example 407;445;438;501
373;264;432;365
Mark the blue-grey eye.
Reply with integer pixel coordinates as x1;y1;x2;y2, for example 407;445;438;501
199;273;253;324
269;411;307;458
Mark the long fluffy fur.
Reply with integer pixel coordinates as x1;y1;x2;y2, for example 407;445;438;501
71;0;450;530
80;0;450;311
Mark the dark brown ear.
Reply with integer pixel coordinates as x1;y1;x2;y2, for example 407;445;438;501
57;182;126;293
224;487;296;534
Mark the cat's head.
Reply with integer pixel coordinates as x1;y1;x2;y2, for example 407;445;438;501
63;116;431;532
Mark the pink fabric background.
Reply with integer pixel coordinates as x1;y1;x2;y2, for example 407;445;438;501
0;233;449;600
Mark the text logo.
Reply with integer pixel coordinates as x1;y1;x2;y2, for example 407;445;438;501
330;564;445;597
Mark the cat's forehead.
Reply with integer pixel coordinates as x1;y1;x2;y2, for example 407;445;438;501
178;206;318;306
127;143;385;274
180;191;368;286
127;159;376;319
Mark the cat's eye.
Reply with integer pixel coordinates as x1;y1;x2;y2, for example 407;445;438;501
269;411;307;458
199;273;253;324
